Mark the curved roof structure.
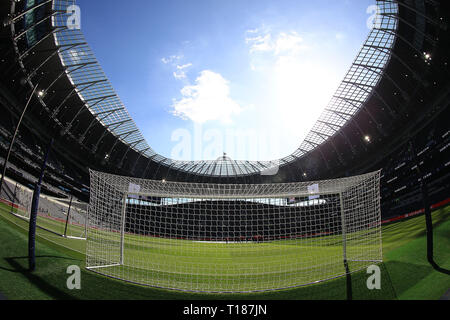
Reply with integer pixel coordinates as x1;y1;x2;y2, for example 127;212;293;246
49;0;398;177
3;0;447;186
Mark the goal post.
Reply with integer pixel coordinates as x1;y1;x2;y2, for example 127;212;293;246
119;194;127;265
86;169;382;293
339;192;348;264
63;196;88;240
0;178;88;240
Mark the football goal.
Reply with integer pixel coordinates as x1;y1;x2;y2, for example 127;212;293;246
0;179;87;240
86;170;382;293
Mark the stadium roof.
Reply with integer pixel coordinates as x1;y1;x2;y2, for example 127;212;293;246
47;0;398;177
5;0;447;184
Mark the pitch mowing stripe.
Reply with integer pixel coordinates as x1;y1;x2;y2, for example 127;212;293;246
95;263;349;293
1;201;448;298
1;205;381;291
86;227;359;291
86;222;382;291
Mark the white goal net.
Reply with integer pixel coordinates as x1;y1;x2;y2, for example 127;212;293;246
86;170;382;293
0;177;87;240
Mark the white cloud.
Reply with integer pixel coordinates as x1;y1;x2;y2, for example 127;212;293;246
177;63;192;70
161;55;193;80
173;63;192;80
161;54;183;64
173;71;185;80
171;70;242;123
246;30;305;56
244;27;339;144
246;28;259;34
246;34;273;53
274;32;304;55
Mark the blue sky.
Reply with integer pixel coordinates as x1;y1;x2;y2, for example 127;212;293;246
76;0;375;161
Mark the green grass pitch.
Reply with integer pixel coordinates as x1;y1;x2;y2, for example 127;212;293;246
87;229;378;293
0;202;449;299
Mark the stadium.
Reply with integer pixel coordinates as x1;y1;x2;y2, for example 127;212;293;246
0;0;449;302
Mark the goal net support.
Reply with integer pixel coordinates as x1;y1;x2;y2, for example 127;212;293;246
86;170;382;293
